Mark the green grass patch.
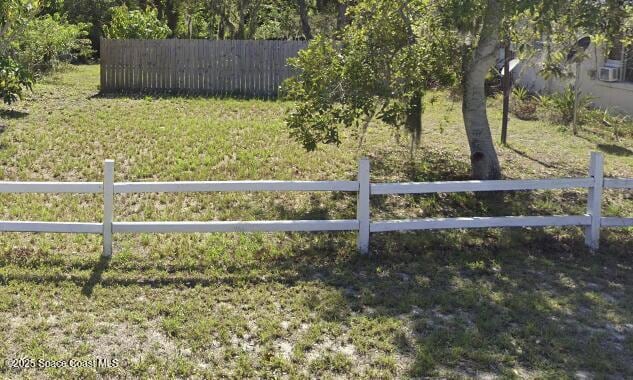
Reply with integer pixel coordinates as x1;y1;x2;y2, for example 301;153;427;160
0;65;631;378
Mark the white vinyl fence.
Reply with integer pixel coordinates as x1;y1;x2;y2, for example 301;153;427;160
0;152;631;256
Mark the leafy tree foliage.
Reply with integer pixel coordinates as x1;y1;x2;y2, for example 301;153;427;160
13;15;92;72
0;56;33;104
1;0;38;104
41;0;344;46
0;0;39;48
285;0;624;179
104;5;171;39
49;0;119;50
284;0;458;152
1;0;93;104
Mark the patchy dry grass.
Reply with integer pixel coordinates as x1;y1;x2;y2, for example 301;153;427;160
0;65;631;379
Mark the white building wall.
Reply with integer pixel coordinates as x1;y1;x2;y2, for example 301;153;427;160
516;45;633;115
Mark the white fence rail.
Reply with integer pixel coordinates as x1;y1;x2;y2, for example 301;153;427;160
0;152;631;256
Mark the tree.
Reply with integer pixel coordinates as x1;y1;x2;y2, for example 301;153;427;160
14;15;92;73
0;0;38;105
284;0;458;152
1;0;39;48
104;5;171;39
46;0;118;51
0;57;33;104
286;0;605;179
459;0;504;179
297;0;312;39
203;0;267;39
336;0;347;30
500;37;510;145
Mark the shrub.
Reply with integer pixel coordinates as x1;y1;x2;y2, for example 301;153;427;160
175;10;209;39
1;9;92;104
537;86;593;125
104;6;171;39
12;15;93;73
583;108;633;140
484;68;502;96
509;86;538;120
0;57;33;104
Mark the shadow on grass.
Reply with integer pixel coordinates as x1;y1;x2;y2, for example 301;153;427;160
597;143;633;157
290;229;633;377
90;90;281;102
506;145;559;169
1;149;631;377
1;228;632;377
0;124;6;150
369;147;472;183
577;131;633;157
0;109;29;119
81;255;111;297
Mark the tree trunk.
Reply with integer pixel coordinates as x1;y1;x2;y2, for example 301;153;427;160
405;91;423;148
337;2;348;30
209;3;235;40
166;0;179;37
217;17;225;39
0;21;11;40
462;0;502;180
246;0;262;39
236;0;247;39
297;0;313;40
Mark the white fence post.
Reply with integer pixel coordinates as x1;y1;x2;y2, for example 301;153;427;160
585;152;604;251
103;160;115;257
357;158;370;255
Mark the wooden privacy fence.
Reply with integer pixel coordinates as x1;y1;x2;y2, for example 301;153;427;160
0;152;631;256
100;39;307;97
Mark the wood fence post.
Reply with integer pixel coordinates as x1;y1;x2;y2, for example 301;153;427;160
103;160;115;257
585;152;604;251
357;158;370;255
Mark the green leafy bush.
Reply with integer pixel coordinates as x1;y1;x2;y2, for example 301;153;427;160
512;86;529;102
0;56;33;104
509;87;538;120
12;15;93;73
104;6;170;39
176;11;209;39
283;0;459;151
537;86;593;125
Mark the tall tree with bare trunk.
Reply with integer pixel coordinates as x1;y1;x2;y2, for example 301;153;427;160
297;0;313;39
285;0;606;179
461;0;502;179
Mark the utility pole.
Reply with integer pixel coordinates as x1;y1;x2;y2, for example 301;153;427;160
501;39;511;145
572;61;581;135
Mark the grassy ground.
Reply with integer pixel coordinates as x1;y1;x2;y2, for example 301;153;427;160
0;65;631;379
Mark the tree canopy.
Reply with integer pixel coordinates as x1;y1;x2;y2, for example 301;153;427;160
3;0;633;180
284;0;632;179
0;0;347;104
284;0;459;152
103;5;171;39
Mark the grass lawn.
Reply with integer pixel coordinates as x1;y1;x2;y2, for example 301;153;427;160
0;65;632;379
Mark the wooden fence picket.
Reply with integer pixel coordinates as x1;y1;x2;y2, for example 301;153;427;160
100;39;307;97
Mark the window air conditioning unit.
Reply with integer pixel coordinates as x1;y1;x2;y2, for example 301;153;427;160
599;66;621;82
598;59;623;82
